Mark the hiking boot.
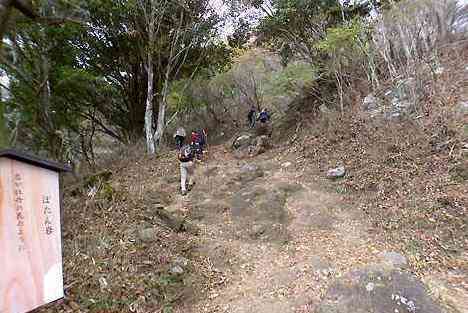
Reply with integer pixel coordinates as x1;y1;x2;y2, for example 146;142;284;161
181;190;187;196
188;182;196;191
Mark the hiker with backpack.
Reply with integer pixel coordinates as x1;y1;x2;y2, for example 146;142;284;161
174;127;186;149
191;130;204;160
257;108;270;123
178;142;195;196
257;108;272;137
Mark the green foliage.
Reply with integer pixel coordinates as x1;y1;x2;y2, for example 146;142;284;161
316;19;364;54
1;0;233;160
270;62;316;96
82;296;135;312
163;306;174;313
1;11;91;157
167;49;318;132
167;79;207;113
247;0;374;61
314;18;371;75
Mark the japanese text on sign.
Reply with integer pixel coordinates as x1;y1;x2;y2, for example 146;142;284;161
42;195;54;235
13;173;26;251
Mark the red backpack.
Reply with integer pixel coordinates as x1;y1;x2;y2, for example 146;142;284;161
191;132;200;144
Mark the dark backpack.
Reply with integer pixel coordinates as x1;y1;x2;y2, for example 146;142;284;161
179;144;193;161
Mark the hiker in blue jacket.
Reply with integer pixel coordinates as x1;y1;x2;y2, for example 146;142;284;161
257;108;272;137
257;108;270;123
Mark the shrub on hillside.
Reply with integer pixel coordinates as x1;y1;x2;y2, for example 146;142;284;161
166;49;318;139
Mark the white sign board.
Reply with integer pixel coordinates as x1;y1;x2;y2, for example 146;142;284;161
0;155;64;313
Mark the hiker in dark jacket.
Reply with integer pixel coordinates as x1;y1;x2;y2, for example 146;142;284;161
178;143;195;195
247;106;257;128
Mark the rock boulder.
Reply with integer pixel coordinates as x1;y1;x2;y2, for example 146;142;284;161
232;133;254;150
327;166;346;179
317;267;444;313
231;131;271;159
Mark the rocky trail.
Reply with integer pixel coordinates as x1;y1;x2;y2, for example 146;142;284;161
50;138;467;313
159;145;464;313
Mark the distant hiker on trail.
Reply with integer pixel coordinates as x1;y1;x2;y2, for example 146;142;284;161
248;106;257;128
257;108;270;124
178;143;195;196
256;108;272;137
174;127;186;149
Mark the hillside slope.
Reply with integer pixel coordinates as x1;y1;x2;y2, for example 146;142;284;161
39;45;468;313
39;130;466;312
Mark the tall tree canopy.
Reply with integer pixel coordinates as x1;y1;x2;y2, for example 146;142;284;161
1;0;231;160
226;0;385;62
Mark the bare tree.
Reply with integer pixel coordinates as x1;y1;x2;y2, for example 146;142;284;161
374;0;467;76
153;9;209;150
138;0;212;154
138;0;169;154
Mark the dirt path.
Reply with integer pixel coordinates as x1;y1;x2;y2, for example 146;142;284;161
160;145;389;313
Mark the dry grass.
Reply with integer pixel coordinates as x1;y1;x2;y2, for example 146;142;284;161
40;148;209;313
289;47;467;277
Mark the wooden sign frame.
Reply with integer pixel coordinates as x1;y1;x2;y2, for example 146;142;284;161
0;150;70;313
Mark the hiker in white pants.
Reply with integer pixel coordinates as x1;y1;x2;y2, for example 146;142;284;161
178;143;195;195
180;160;194;195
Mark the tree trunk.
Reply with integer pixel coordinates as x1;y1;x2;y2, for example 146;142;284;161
40;57;62;159
0;102;8;148
144;50;155;154
154;70;169;149
0;0;13;41
334;70;344;116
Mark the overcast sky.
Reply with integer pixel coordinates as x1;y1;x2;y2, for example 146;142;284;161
209;0;468;36
209;0;266;37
